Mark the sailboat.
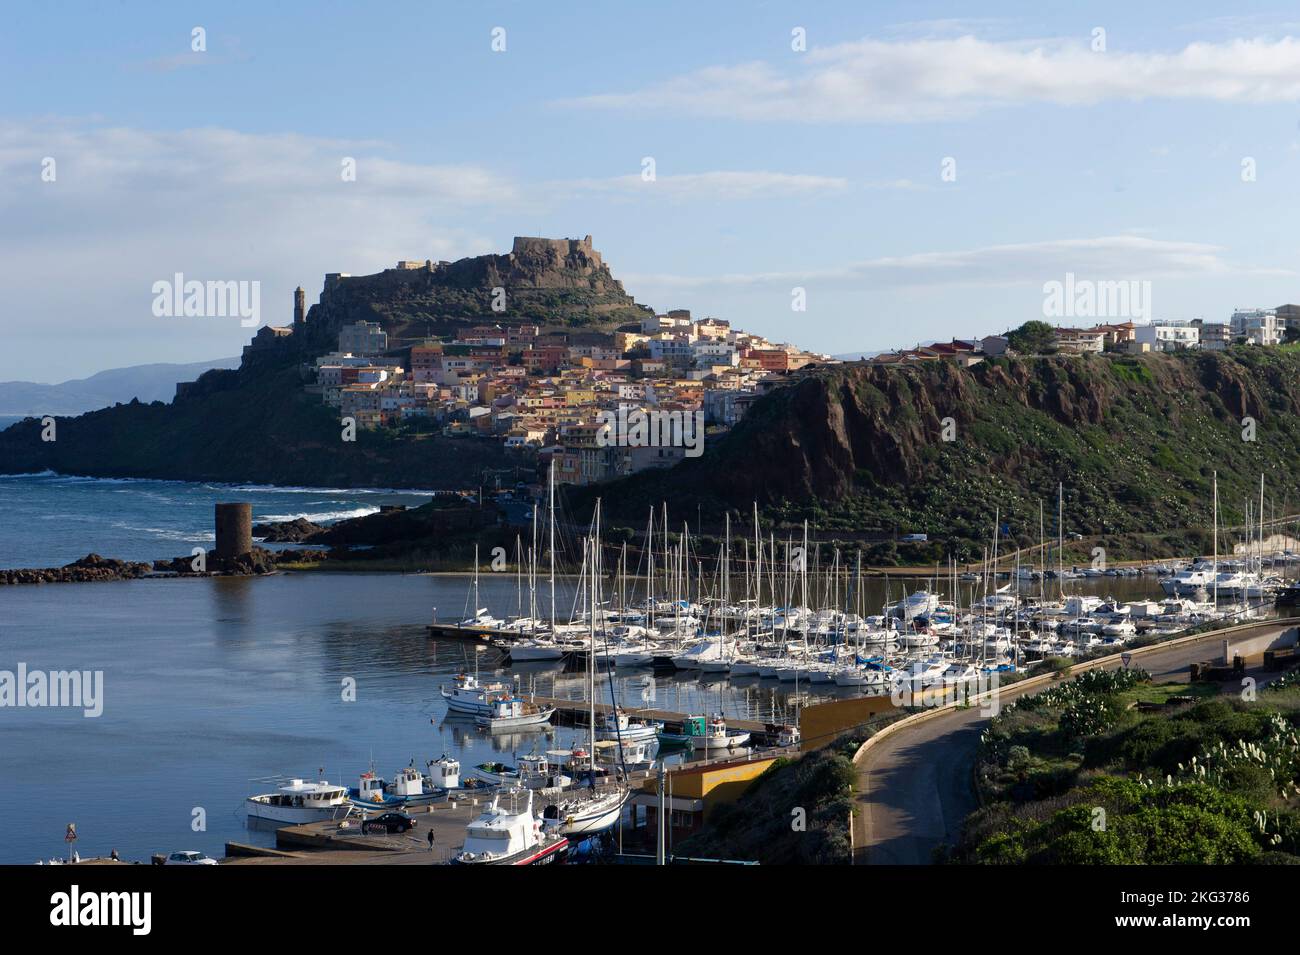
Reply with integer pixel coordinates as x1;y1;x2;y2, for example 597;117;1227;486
538;518;631;836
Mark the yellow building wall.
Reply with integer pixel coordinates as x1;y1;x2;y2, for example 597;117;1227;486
798;696;899;752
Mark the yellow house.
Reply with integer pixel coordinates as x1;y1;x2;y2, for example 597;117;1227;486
629;754;780;847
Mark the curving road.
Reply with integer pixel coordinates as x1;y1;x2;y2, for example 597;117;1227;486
852;622;1294;865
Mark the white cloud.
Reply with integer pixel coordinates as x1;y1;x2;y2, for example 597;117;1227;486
563;35;1300;123
622;236;1285;293
0;120;517;380
564;170;848;201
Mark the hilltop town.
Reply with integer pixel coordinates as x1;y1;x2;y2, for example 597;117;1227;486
238;238;836;486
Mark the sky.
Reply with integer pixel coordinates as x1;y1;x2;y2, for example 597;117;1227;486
3;1;1300;381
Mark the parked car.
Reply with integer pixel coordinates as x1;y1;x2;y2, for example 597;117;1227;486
361;812;417;834
163;850;218;866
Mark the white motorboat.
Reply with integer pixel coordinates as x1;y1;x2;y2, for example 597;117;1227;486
1100;619;1136;639
1161;562;1217;596
886;591;941;619
246;778;353;825
452;789;570;865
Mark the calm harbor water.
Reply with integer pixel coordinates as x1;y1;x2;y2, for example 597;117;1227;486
0;472;1171;864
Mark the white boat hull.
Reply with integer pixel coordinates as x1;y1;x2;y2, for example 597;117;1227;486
245;799;351;825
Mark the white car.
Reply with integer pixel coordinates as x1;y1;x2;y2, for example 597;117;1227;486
163;850;218;866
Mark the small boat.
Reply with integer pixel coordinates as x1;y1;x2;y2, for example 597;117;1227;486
427;755;497;798
246;777;353;825
452;789;569;866
593;707;662;743
473;761;521;786
659;714;750;751
591;737;657;769
441;673;511;716
517;752;572;790
349;764;448;809
475;697;556;730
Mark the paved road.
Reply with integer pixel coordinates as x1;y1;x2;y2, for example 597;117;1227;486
852;623;1292;865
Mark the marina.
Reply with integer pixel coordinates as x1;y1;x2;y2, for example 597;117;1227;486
7;468;1299;866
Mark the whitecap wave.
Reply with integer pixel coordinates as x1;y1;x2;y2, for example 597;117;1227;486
257;507;381;524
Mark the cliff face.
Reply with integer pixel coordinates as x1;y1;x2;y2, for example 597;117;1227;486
300;235;647;353
590;349;1300;545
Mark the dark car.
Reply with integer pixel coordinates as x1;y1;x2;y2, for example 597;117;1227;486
361;812;417;835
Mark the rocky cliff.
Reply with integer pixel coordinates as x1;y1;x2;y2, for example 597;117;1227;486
587;349;1300;554
299;234;647;353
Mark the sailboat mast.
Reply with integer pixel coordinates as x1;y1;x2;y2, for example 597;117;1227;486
1213;471;1219;608
548;460;556;635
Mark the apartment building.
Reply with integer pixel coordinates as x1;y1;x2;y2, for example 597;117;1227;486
1134;321;1200;351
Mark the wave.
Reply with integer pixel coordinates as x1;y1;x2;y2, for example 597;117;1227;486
0;472;440;495
257;507;380;524
110;522;216;543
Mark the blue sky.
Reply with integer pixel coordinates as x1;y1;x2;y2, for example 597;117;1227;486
4;2;1300;380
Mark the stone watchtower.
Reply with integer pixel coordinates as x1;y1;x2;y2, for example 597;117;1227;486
214;503;253;560
293;286;306;332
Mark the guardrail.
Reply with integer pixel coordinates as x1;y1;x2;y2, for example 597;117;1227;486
850;615;1300;769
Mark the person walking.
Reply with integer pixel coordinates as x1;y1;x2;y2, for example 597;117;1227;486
427;828;435;853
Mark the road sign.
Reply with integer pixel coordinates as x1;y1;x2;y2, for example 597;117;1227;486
1121;653;1133;669
64;823;77;843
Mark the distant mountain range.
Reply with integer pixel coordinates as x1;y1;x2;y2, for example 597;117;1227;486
0;358;240;416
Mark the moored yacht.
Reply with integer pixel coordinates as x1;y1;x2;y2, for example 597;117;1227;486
246;778;353;825
452;789;569;865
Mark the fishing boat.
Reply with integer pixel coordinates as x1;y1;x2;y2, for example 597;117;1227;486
246;777;353;825
349;764;448;809
659;714;750;751
452;789;569;866
441;673;511;716
426;756;497;798
591;737;657;769
473;761;522;786
475;697;556;730
593;707;662;743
